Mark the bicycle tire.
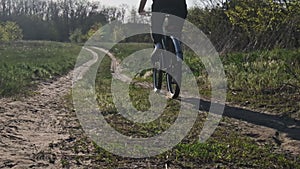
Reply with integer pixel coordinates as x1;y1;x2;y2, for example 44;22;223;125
166;37;183;99
153;68;163;92
166;63;181;99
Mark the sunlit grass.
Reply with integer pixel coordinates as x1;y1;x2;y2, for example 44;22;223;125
91;43;300;168
0;41;82;97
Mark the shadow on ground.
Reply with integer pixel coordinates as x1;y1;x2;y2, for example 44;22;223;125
181;97;300;141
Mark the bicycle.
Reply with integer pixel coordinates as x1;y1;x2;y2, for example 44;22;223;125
150;13;183;99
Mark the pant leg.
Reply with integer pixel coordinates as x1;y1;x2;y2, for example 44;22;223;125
166;16;184;40
151;10;165;44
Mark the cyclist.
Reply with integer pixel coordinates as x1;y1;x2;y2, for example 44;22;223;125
138;0;187;63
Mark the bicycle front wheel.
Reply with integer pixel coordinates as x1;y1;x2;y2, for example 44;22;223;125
153;68;163;92
165;37;183;99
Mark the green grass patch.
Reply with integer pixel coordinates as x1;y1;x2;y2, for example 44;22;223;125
0;41;82;97
183;48;300;119
172;136;299;168
109;43;152;60
222;49;300;119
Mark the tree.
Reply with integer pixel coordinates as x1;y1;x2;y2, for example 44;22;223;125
188;6;234;53
189;0;300;52
86;22;102;39
225;0;300;49
0;0;108;42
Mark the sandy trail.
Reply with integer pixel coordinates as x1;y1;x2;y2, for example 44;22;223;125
0;74;73;168
0;47;98;168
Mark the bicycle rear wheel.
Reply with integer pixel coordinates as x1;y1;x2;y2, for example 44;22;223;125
166;64;181;99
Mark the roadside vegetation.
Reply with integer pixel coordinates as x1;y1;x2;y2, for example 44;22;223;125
91;43;300;168
188;0;300;52
184;48;300;119
108;44;300;120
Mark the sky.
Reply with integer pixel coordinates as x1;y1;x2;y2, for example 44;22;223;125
94;0;196;9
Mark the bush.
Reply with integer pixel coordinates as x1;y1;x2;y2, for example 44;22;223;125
69;29;86;43
0;21;23;42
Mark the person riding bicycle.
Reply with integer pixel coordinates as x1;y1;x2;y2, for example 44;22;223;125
138;0;187;63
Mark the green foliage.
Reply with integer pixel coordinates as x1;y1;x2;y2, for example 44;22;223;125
187;7;232;52
69;29;86;43
188;0;300;51
225;0;300;49
223;49;300;93
86;22;103;39
0;21;23;42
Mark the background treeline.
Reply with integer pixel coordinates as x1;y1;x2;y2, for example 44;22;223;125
0;0;299;52
188;0;300;52
0;0;126;42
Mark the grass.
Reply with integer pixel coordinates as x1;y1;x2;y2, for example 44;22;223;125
108;43;300;119
0;41;82;97
89;43;300;168
2;41;299;167
109;43;152;60
222;49;300;119
184;48;300;119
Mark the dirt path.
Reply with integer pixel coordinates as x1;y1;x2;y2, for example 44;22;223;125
0;47;299;168
0;75;72;168
0;47;99;168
